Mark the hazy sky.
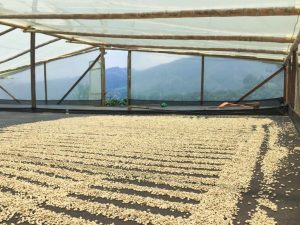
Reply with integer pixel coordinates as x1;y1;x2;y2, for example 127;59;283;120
106;50;188;70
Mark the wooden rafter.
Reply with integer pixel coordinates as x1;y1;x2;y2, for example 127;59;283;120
0;47;97;77
0;27;16;36
32;30;294;43
0;38;60;64
96;43;288;55
0;7;299;20
0;21;286;64
102;47;284;63
66;40;286;62
31;32;287;62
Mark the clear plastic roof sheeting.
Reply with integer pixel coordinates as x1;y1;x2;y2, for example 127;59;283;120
0;23;92;76
0;0;299;13
0;0;299;73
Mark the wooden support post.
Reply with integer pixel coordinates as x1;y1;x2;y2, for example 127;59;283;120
30;32;36;110
235;66;284;103
200;56;205;105
287;59;292;105
57;54;102;105
43;62;48;104
0;85;21;104
100;48;106;106
283;65;288;104
127;50;132;110
295;57;300;114
289;50;298;109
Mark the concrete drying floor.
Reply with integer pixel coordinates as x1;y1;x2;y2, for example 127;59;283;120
0;112;299;225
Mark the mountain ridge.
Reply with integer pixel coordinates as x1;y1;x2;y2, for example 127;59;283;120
0;57;283;101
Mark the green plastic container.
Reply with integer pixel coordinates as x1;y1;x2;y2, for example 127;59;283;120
160;102;168;108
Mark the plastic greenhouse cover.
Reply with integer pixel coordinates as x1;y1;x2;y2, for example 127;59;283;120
0;23;92;76
0;0;299;70
0;0;299;13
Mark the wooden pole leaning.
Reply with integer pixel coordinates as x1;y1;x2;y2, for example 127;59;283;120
0;85;21;104
57;53;102;105
235;66;285;103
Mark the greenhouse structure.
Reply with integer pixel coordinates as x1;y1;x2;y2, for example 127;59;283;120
0;1;299;225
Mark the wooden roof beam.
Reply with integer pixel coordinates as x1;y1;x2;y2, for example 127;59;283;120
34;30;295;43
82;43;287;55
0;7;299;20
109;48;284;63
0;47;97;78
0;21;285;64
0;27;16;36
65;39;285;62
0;38;60;65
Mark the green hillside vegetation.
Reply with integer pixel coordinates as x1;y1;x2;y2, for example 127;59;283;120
132;57;283;101
67;57;283;102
